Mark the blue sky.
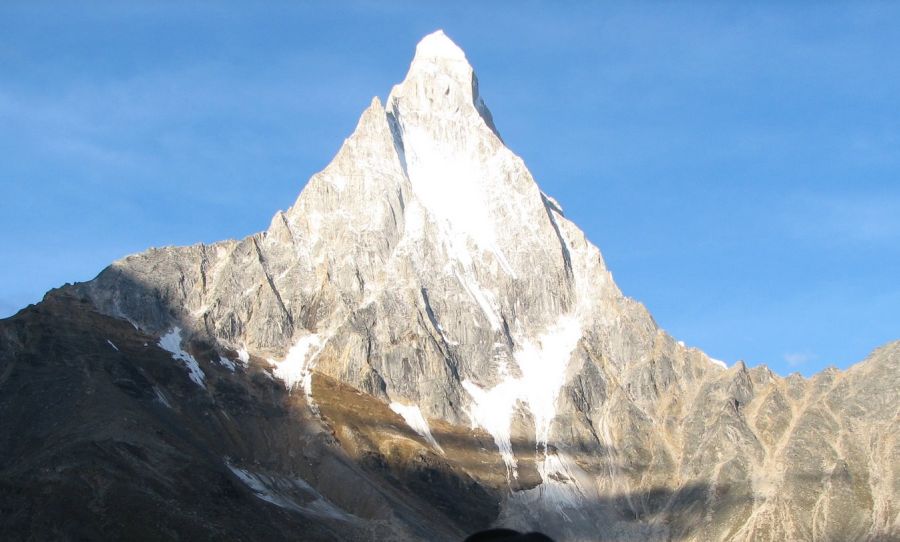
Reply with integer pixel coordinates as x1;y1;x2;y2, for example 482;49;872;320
2;2;898;376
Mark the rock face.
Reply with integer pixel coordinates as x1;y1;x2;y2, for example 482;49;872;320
2;31;898;541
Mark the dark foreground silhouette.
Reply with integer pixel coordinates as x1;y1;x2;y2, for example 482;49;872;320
465;529;554;541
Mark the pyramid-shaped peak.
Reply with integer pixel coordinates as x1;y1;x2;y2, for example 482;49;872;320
413;30;468;63
393;29;482;112
387;28;501;149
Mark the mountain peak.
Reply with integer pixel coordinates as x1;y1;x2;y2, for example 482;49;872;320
413;30;467;62
404;29;474;86
390;30;498;137
35;31;897;542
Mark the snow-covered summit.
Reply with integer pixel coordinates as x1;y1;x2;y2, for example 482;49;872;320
390;30;480;116
413;30;468;63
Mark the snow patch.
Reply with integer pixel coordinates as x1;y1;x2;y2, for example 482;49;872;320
402;123;514;278
226;462;354;521
536;450;589;509
237;348;250;366
228;464;291;508
217;355;237;372
329;174;348;191
106;339;119;351
503;449;598;528
153;387;171;409
158;327;205;388
462;378;519;475
390;402;444;453
435;323;458;346
541;192;564;214
463;315;582;478
270;334;323;397
514;316;582;445
413;30;467;62
455;268;502;331
709;357;728;370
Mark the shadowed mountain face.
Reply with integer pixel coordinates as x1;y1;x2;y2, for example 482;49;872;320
2;31;898;541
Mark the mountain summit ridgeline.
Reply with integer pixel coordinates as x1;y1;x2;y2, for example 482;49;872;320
1;31;897;542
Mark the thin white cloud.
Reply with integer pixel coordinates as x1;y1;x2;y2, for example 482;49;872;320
0;50;387;210
782;193;900;246
783;351;816;367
